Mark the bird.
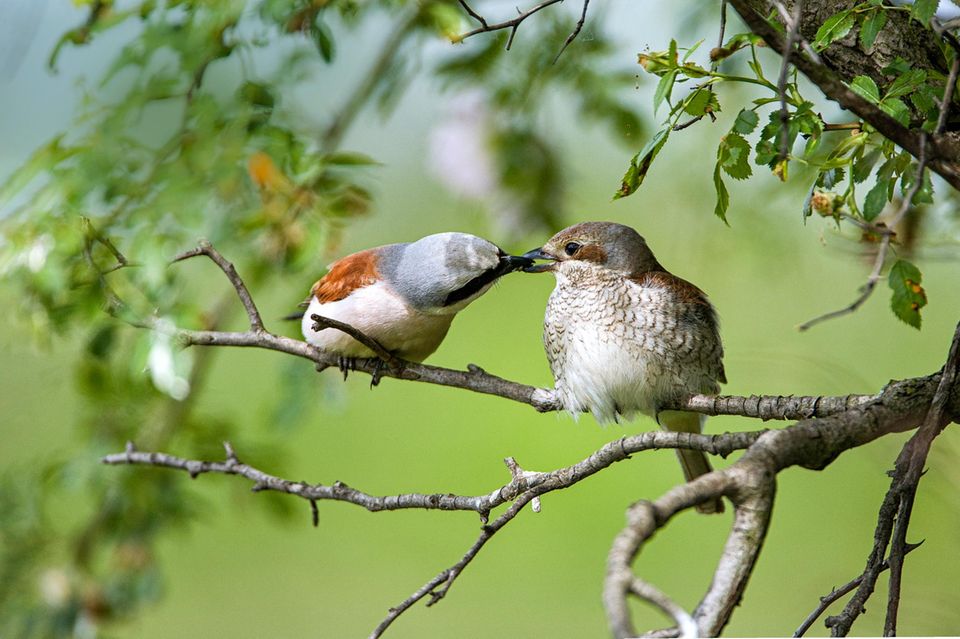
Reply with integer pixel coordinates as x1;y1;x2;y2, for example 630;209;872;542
298;232;532;367
522;221;726;514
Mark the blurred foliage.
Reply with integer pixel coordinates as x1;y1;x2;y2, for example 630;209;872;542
0;1;643;636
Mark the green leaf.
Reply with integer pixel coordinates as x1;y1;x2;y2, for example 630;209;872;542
325;151;380;166
614;128;670;199
718;133;752;180
910;0;938;24
814;10;855;50
682;39;705;63
880;97;911;126
732;109;759;134
859;9;887;50
850;75;881;103
682;89;720;117
852;147;881;183
310;19;335;62
863;178;889;220
885;69;927;99
653;69;678;115
713;163;730;223
888;259;927;329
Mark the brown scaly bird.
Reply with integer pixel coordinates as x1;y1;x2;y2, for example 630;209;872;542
523;221;726;514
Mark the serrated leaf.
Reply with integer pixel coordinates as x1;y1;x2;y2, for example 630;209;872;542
888;259;927;329
713;163;729;223
814;10;855;50
718;133;752;180
880;97;911;126
683;89;720;117
859;9;887;50
653;69;678;115
754;139;777;166
850;75;881;103
910;0;938;24
682;39;704;63
732;109;759;134
614;128;670;199
863;178;889;220
885;69;927;99
853;147;882;183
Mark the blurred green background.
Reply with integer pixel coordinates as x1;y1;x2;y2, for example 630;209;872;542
2;2;959;637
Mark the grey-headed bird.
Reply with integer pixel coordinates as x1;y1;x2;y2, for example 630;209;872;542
300;232;531;362
523;222;726;513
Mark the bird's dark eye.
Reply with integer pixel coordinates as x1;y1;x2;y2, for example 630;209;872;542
564;242;581;256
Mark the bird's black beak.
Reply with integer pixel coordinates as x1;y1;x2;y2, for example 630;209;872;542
497;253;535;274
520;247;557;273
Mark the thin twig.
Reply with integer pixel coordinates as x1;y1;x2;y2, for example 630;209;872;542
776;0;803;164
793;542;922;637
457;0;565;49
309;313;402;369
553;0;591;63
457;0;488;27
172;241;264;332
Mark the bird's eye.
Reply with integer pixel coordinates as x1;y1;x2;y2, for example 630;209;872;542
564;242;581;256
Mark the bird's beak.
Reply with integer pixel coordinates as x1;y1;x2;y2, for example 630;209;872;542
498;253;536;274
520;247;557;273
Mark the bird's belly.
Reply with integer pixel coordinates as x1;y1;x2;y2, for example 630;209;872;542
302;283;453;362
555;324;666;422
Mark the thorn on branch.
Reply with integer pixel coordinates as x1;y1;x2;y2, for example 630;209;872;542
310;499;319;527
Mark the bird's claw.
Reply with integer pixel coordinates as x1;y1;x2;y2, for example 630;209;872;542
337;356;357;380
369;359;386;389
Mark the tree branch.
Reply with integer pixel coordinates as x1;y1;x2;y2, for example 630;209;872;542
601;332;960;637
793;542;922;637
457;0;566;49
727;0;960;191
826;320;960;636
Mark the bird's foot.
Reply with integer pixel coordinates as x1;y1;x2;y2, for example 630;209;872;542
370;359;385;388
337;356;357;380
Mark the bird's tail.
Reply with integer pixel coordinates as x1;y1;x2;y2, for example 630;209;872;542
658;410;724;515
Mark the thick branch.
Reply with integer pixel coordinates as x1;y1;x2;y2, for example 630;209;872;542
601;339;960;637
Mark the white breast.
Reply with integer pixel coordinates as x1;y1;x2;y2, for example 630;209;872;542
544;271;689;423
301;282;454;362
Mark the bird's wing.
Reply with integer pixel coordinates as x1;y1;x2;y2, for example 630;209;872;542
630;270;726;389
309;249;380;303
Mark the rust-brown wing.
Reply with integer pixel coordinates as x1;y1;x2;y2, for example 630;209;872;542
631;270;727;385
310;249;380;303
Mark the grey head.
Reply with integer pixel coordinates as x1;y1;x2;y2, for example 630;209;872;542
521;221;664;277
380;232;533;314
